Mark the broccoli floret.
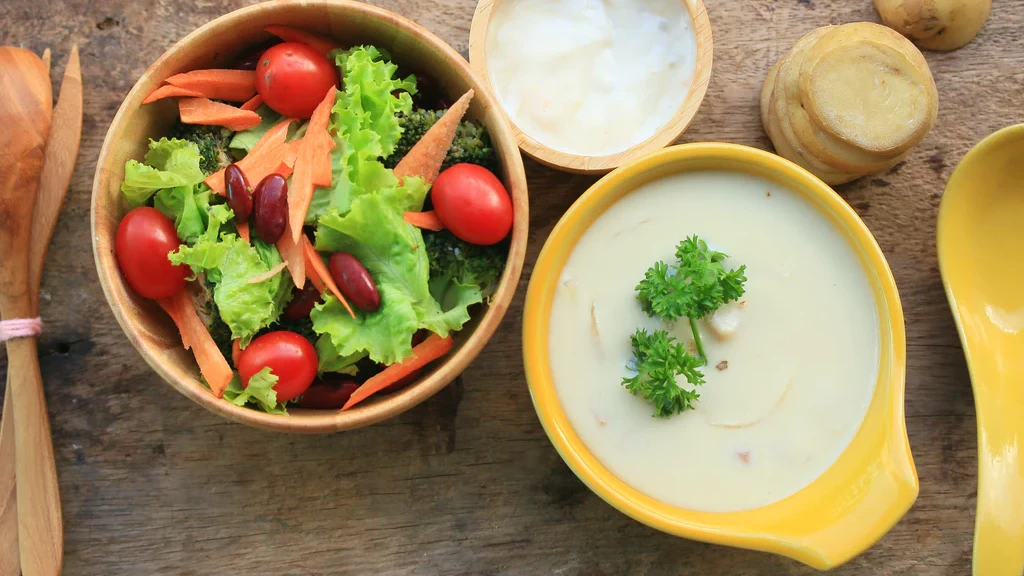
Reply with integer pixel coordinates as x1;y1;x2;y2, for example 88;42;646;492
168;123;234;175
386;110;499;173
189;275;234;362
423;229;507;300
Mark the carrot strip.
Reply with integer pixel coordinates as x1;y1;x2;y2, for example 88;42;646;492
231;340;242;367
205;118;295;195
341;334;455;410
264;25;339;58
289;87;337;242
240;93;263;112
143;84;204;104
277;218;306;289
403;210;445;232
302;237;355;320
248;262;288;284
165;69;257;102
158;290;234;397
179;97;261;131
237;221;251;243
393;90;473;186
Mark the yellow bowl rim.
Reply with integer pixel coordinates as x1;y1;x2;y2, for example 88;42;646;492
522;142;917;569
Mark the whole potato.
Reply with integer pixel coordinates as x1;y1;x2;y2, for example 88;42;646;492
874;0;992;51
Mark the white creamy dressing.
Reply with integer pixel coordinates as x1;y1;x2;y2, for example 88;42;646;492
548;170;880;512
485;0;698;156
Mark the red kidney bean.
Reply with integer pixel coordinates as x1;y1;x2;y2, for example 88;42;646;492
297;379;360;409
328;252;381;313
224;164;252;223
252;174;289;243
283;284;322;320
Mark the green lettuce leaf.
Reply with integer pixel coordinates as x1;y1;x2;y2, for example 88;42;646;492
154;184;212;244
170;208;292;346
315;335;365;375
121;138;206;207
224;368;288;415
311;178;477;365
227;105;283;153
303;46;415;224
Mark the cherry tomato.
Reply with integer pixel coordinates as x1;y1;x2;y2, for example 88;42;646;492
238;331;318;403
431;163;513;246
114;207;189;299
255;42;338;119
283;284;322;320
297;379;360;409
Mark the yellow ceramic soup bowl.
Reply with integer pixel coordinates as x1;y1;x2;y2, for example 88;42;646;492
522;143;917;570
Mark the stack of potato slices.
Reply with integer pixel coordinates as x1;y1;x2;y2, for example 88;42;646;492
761;22;939;185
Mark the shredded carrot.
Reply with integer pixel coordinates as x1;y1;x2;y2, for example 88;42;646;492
403;210;445;232
248;262;288;284
143;84;204;104
205;118;295;195
342;334;455;410
289;87;337;242
393;90;473;186
240;93;263;112
237;221;251;243
158;289;234;397
264;25;339;58
231;340;242;367
165;69;257;102
302;236;355;320
277;218;306;289
179;97;261;131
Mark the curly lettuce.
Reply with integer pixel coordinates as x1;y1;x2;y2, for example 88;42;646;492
121;138;206;207
311;178;480;366
154;184;213;245
169;206;291;346
224;368;287;415
305;46;416;222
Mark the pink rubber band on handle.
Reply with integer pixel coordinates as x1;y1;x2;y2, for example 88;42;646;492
0;318;42;342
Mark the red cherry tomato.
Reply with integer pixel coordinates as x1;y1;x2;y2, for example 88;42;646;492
297;379;360;409
431;163;513;245
114;207;189;299
255;42;338;119
238;331;318;403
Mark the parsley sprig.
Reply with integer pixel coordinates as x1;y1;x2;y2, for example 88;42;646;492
623;329;705;417
635;236;747;363
621;236;747;418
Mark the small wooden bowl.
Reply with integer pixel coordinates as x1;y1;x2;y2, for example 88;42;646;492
91;0;529;433
469;0;713;174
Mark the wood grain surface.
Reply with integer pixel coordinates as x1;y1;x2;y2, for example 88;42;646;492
1;0;1022;574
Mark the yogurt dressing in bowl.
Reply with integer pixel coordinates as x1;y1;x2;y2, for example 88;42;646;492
485;0;698;157
548;170;880;512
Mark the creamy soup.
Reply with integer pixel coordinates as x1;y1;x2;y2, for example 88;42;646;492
485;0;698;157
548;170;879;512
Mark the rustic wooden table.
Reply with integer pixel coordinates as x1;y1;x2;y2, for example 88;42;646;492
1;0;1021;574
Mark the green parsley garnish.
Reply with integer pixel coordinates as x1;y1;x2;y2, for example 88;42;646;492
622;329;705;417
635;236;747;364
622;235;747;418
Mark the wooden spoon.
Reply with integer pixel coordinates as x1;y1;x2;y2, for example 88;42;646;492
937;124;1024;576
0;46;61;576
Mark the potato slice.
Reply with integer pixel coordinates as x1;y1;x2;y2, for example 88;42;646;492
875;0;991;52
800;23;938;154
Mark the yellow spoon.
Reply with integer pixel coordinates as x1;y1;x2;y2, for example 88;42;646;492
937;124;1024;576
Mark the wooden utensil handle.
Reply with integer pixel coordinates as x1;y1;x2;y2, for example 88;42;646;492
7;337;62;576
0;391;17;576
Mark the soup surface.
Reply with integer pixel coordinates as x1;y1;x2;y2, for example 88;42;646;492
485;0;697;157
548;170;880;512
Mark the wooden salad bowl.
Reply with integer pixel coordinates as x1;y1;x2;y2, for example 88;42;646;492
90;0;529;433
468;0;713;174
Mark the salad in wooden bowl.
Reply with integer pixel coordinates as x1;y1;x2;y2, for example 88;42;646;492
92;1;528;432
